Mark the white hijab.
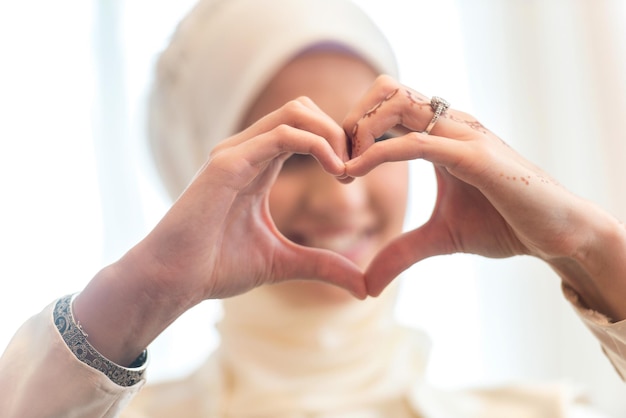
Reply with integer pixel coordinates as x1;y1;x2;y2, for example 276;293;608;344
140;1;587;416
146;1;433;415
148;0;398;200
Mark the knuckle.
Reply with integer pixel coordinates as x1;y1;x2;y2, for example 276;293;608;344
281;98;309;116
405;131;425;143
295;95;314;106
209;144;223;157
374;74;399;91
272;123;293;139
210;141;228;158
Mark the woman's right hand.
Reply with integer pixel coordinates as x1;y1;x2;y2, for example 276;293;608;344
73;97;364;365
136;96;365;300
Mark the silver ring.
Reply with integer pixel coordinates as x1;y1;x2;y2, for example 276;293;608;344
423;96;450;134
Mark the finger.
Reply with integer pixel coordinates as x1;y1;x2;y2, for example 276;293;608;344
346;131;474;178
342;75;413;141
277;244;367;299
292;97;352;162
239;125;348;176
215;97;350;161
365;222;453;297
343;76;415;158
207;125;349;190
343;75;490;159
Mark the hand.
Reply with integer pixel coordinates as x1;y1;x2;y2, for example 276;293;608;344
136;97;366;302
343;75;616;301
74;97;366;365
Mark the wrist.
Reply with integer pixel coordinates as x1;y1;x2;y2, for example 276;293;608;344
55;294;147;385
549;210;626;322
73;247;198;366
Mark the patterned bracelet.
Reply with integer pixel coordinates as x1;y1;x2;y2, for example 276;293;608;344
53;294;148;387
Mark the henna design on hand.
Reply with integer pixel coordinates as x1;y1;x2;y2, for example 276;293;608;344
351;88;399;156
500;173;532;186
350;123;361;157
499;173;560;187
536;174;561;186
446;113;488;134
405;89;430;108
363;88;399;118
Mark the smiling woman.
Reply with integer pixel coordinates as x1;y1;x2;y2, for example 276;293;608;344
114;0;477;387
1;0;626;417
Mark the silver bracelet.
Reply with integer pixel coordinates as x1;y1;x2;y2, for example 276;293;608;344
53;294;147;387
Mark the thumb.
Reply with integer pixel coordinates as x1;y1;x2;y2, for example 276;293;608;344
365;221;453;296
277;245;367;299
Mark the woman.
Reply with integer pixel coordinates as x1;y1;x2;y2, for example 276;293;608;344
1;0;624;416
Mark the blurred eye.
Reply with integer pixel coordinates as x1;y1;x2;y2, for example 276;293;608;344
281;153;317;172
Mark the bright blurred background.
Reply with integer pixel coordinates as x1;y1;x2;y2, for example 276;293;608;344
1;0;625;415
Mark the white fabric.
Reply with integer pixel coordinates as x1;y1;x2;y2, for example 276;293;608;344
147;0;398;200
0;288;620;417
0;301;145;418
212;285;429;416
128;283;431;417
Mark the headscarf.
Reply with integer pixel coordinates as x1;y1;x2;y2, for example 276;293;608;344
144;1;433;416
148;0;398;200
136;2;584;416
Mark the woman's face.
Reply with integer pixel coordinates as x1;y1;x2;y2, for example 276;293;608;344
242;51;409;305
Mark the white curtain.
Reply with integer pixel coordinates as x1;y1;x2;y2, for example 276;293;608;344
451;0;626;415
0;0;103;357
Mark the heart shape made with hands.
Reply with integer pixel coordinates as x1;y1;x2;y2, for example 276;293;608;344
271;132;446;299
270;132;414;298
268;82;531;298
262;86;461;297
194;78;537;303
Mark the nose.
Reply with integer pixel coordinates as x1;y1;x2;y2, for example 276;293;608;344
305;168;368;218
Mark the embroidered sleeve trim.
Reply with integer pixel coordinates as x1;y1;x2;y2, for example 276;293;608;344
53;294;148;387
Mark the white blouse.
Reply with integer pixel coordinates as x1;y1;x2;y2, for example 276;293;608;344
0;285;622;418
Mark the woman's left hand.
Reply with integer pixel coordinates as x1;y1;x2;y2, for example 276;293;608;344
343;75;626;321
